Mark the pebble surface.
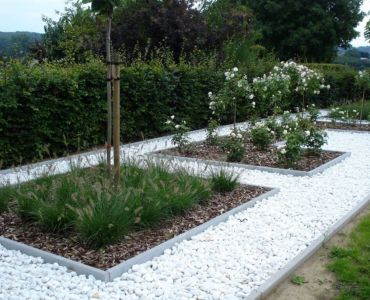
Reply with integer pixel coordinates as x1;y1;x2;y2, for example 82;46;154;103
1;125;370;300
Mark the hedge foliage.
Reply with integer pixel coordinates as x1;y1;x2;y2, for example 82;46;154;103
0;60;223;168
0;60;361;168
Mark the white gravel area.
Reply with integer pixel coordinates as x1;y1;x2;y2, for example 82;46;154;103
1;128;370;300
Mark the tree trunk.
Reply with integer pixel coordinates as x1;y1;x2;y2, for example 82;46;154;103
106;13;113;173
113;63;121;182
359;89;365;128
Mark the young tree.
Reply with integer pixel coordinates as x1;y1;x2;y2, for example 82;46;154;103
83;0;120;173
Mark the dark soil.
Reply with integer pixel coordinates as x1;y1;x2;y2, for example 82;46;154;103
317;121;370;132
0;185;266;270
160;141;343;172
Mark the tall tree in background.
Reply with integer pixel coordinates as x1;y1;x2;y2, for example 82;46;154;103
31;1;101;62
247;0;364;62
83;0;120;172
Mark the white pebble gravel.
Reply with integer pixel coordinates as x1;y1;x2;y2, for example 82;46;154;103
1;126;370;300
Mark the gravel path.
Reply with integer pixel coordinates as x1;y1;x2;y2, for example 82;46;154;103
1;127;370;300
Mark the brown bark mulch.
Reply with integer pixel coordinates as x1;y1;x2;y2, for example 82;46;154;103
317;121;370;132
160;141;343;172
0;185;266;270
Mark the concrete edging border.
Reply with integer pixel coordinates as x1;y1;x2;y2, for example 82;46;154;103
149;151;351;177
245;192;370;300
0;188;280;282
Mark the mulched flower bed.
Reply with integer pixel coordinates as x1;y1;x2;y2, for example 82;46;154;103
317;121;370;132
160;140;343;172
0;185;266;270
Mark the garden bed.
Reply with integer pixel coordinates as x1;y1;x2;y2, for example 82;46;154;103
0;164;267;269
317;121;370;132
159;140;343;172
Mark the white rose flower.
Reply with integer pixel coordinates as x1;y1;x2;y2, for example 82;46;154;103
171;115;175;119
233;67;238;72
237;133;242;139
175;125;180;129
249;94;254;99
251;101;256;108
280;148;287;154
208;92;213;97
165;120;171;125
305;130;310;136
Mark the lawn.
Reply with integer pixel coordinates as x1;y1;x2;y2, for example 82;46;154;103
328;212;370;300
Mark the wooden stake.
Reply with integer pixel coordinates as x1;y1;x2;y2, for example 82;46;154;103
112;63;121;182
106;14;113;174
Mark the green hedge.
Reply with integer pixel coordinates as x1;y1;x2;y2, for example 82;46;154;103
0;60;223;168
0;60;360;169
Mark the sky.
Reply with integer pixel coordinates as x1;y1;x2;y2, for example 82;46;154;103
0;0;369;47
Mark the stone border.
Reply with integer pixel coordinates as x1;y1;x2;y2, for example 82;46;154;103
244;192;370;300
325;128;370;134
0;187;279;282
149;151;351;177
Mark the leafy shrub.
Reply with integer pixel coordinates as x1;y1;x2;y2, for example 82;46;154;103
250;126;274;150
165;116;192;153
302;127;327;155
306;63;358;106
277;131;305;167
210;170;239;193
206;119;220;145
265;116;284;140
222;129;245;162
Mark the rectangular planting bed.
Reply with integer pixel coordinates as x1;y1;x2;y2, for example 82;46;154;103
0;162;278;281
153;139;350;177
317;120;370;132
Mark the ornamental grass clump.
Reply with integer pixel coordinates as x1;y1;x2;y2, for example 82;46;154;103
0;162;212;248
210;170;239;193
0;186;13;213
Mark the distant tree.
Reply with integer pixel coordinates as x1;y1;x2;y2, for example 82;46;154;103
31;1;102;62
112;0;209;62
202;0;253;59
247;0;364;62
0;32;41;59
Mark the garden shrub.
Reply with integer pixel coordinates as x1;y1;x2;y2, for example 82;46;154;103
0;60;223;168
250;126;274;150
210;169;239;193
306;63;358;106
0;60;361;169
